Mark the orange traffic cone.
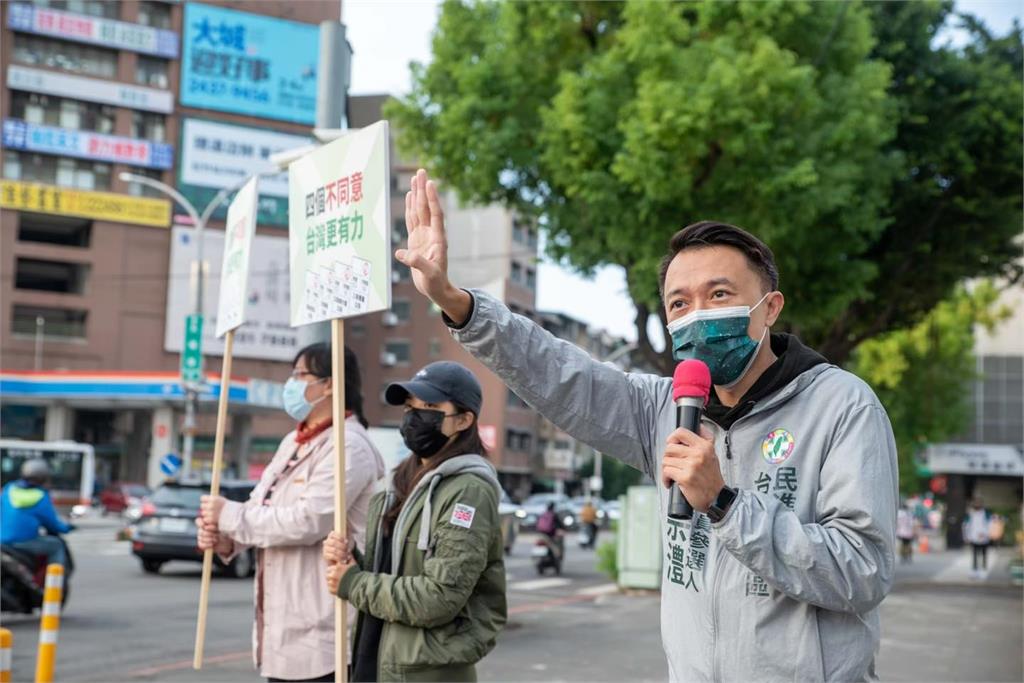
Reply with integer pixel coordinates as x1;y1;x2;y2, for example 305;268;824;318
918;535;930;554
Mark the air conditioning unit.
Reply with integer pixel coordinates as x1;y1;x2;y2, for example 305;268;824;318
380;351;398;367
382;312;399;327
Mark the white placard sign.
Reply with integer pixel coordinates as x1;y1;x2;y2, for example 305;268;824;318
288;121;391;325
180;118;310;197
215;176;258;337
165;226;296;361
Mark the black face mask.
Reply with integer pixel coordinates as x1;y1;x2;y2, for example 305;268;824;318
400;408;455;457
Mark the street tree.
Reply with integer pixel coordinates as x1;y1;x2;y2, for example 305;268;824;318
388;0;1022;373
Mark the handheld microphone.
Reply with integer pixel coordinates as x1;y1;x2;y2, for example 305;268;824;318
667;359;712;520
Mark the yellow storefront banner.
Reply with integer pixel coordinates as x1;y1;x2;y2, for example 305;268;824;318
0;180;171;228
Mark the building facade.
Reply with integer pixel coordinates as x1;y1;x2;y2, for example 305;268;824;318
927;279;1024;547
1;1;342;487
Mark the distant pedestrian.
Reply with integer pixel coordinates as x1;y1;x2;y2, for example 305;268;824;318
580;499;599;549
896;503;916;563
964;498;991;579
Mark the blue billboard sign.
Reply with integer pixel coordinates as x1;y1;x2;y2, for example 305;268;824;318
2;119;173;170
180;3;319;125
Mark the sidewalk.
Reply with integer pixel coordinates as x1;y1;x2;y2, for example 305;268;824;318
894;532;1020;588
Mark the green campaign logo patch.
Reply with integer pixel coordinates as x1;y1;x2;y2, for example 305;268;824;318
761;429;795;464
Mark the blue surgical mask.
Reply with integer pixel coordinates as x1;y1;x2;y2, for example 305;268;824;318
282;377;326;422
666;293;771;387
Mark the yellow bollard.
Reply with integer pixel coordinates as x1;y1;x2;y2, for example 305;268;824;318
34;564;63;683
1;627;12;683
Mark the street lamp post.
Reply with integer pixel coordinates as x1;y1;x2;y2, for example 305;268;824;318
119;172;255;479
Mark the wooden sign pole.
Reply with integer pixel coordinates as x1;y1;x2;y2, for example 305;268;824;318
193;329;234;670
331;319;348;683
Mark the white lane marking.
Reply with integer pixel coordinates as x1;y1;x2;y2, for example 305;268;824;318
509;577;572;591
576;583;619;597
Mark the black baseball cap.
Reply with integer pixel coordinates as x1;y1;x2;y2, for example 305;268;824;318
385;361;483;415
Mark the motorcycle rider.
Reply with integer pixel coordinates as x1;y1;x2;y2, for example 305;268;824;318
536;502;564;564
1;459;74;571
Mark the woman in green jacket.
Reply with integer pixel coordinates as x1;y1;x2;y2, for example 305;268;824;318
324;361;507;682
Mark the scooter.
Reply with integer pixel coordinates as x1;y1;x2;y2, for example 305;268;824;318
0;533;74;614
531;535;563;575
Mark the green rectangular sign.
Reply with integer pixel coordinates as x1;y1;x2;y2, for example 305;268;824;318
181;313;204;384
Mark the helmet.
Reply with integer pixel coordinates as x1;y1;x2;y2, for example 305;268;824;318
20;458;51;483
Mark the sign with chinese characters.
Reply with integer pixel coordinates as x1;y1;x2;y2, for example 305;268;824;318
2;119;173;170
925;443;1024;477
180;2;319;124
0;180;170;228
215;176;258;337
7;2;179;57
165;226;296;361
177;118;309;226
7;65;173;114
288;121;392;325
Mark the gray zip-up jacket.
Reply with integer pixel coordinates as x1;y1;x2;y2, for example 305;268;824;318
449;290;898;682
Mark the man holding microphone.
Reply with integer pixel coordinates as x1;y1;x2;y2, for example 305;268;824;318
396;169;898;681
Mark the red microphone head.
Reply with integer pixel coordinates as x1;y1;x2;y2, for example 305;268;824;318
673;359;711;404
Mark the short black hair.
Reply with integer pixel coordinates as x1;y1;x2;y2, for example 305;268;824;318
293;343;368;428
658;221;779;298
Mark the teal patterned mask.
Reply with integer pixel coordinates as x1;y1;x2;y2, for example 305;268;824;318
667;293;771;387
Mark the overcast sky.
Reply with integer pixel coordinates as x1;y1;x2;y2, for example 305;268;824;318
343;0;1021;341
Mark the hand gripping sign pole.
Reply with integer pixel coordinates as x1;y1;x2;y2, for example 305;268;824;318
194;176;259;670
288;121;392;683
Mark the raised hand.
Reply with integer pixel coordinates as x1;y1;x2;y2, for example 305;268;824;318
396;169;472;325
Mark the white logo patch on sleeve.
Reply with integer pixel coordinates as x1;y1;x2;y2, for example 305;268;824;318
450;503;476;529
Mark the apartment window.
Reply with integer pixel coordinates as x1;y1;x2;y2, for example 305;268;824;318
13;34;118;79
131;111;167;143
383;340;411;365
15;258;89;295
4;152;112;191
125;167;165;198
512;220;528;246
528;228;539;250
526;267;536;290
12;305;87;339
428;338;442;358
392;299;412;323
10;92;115;134
34;0;119;19
510;262;523;285
392;219;406;246
135;55;169;89
505;429;533;452
137;1;172;29
350;321;366;337
18;215;92;248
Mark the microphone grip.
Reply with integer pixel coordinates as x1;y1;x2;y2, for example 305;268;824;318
666;403;702;521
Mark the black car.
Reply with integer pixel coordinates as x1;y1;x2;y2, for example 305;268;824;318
130;480;256;578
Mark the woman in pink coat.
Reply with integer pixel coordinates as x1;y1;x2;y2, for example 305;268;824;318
198;344;385;682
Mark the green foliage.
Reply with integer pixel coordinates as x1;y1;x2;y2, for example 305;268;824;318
596;538;619;582
850;282;1012;494
387;0;1022;373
